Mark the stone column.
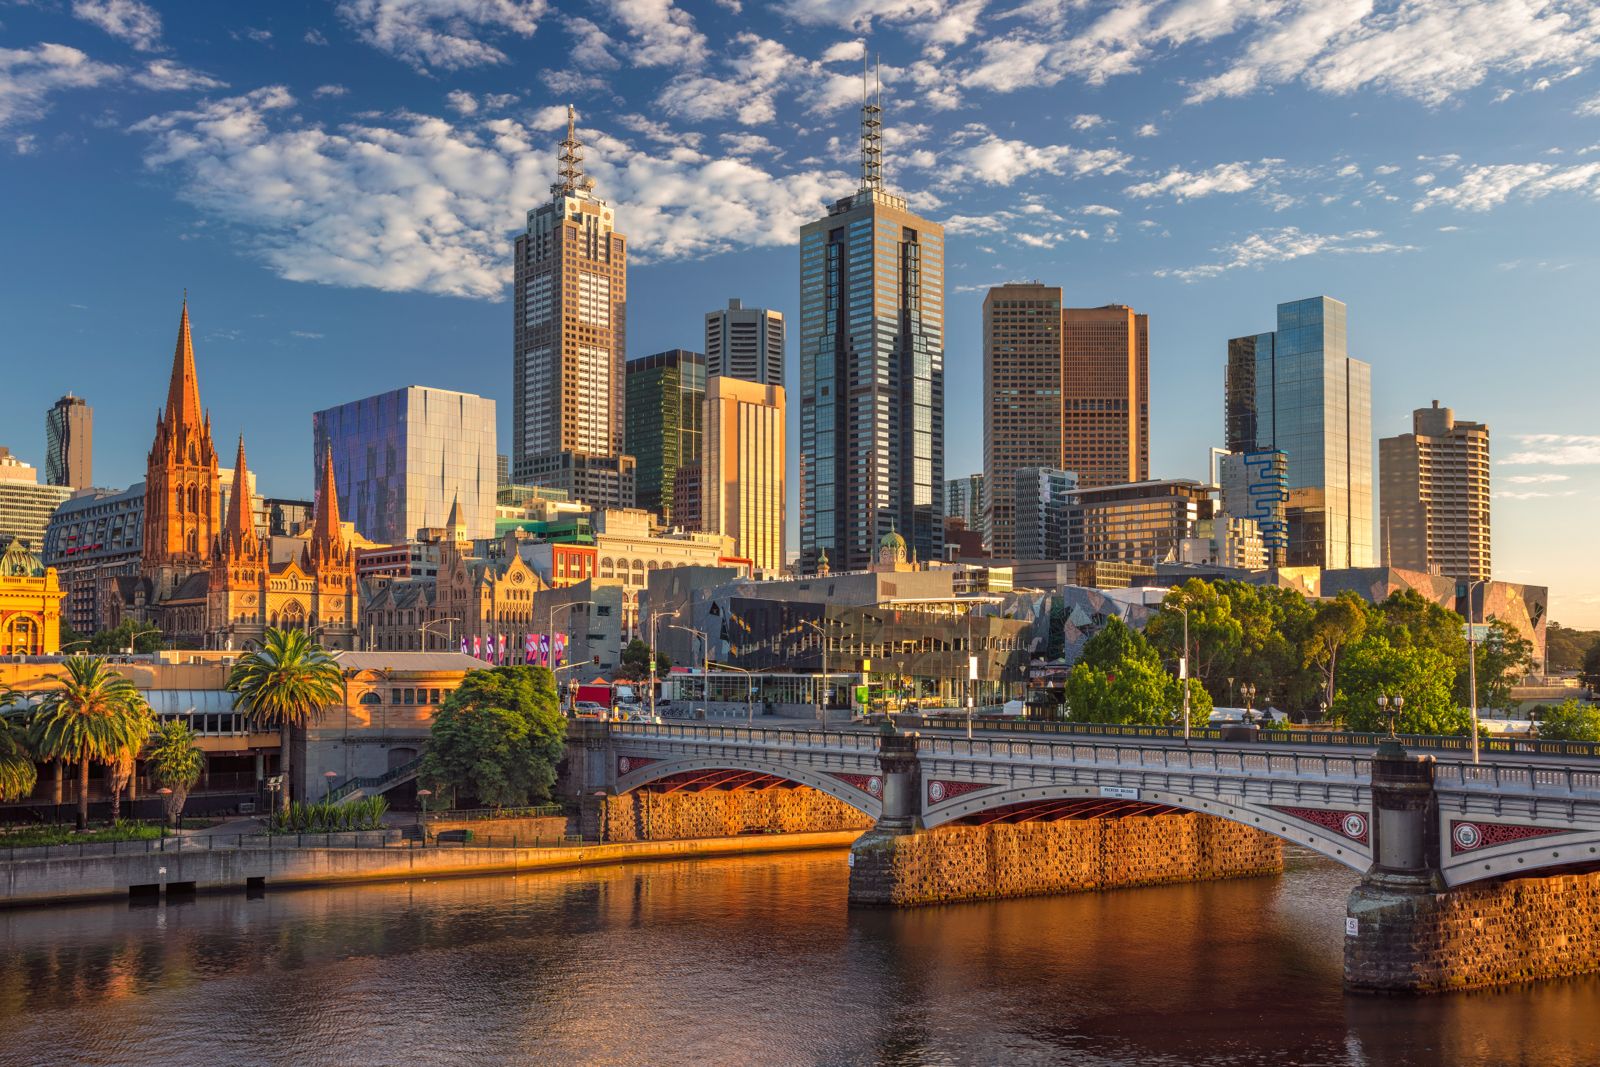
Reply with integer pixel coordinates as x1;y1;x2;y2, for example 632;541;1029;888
848;728;922;905
876;730;922;833
1345;739;1446;992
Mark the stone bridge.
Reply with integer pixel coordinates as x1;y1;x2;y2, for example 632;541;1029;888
565;720;1600;993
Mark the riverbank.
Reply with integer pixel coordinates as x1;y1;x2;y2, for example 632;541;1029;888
0;830;864;909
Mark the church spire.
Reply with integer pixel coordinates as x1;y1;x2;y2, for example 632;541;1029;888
165;294;204;431
311;444;344;559
222;435;260;559
445;491;466;540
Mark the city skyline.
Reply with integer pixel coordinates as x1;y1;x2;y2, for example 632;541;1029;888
2;1;1597;622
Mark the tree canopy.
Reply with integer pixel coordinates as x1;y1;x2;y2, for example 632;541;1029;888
1537;699;1600;743
419;665;567;809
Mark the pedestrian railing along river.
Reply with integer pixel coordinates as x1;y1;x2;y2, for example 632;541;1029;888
0;830;594;864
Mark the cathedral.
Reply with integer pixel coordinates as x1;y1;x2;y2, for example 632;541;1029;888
109;301;358;650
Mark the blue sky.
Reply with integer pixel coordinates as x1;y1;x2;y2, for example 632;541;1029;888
2;0;1598;624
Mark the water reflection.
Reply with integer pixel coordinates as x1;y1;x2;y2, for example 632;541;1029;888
1;851;1598;1066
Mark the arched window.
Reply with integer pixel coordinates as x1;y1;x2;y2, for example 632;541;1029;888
359;691;382;705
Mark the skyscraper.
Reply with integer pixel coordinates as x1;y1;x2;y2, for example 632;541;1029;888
945;473;985;530
1013;467;1078;562
625;349;704;525
1219;450;1289;567
703;377;786;574
1227;296;1373;569
1062;305;1149;489
45;394;92;490
705;298;785;385
799;69;944;572
1380;401;1490;581
983;282;1063;557
313;385;497;545
513;106;633;507
0;448;73;553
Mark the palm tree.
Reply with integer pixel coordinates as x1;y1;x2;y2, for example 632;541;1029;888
30;657;152;829
0;689;39;803
227;627;344;815
146;719;205;828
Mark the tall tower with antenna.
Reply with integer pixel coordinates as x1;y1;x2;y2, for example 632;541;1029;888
512;105;635;509
798;60;946;573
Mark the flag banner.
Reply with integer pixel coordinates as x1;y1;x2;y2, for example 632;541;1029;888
460;636;468;655
539;634;551;667
554;633;567;666
499;634;507;664
525;632;535;664
473;635;482;658
486;635;496;661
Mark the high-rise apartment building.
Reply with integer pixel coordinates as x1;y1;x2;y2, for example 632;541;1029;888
1013;467;1078;562
43;481;144;634
946;473;985;530
1218;450;1288;567
313;385;497;545
1380;401;1490;581
512;107;632;507
706;299;784;386
0;448;73;553
1062;305;1149;489
625;349;705;525
799;73;944;572
45;394;92;490
983;283;1063;557
703;377;786;575
1225;297;1373;569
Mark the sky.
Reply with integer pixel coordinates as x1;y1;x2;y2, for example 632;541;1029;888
1;0;1598;624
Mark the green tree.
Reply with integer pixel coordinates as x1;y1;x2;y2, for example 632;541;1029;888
1063;617;1199;726
1332;636;1473;735
0;690;38;802
1232;583;1319;713
146;719;205;827
30;656;152;829
1304;593;1368;711
419;665;567;808
1145;580;1244;703
227;628;344;815
1546;623;1600;673
1472;618;1534;711
1536;699;1600;742
1582;644;1600;692
88;619;163;654
618;639;671;681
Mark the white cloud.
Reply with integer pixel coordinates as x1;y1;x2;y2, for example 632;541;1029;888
1081;203;1120;215
1413;172;1435;185
72;0;162;52
314;84;349;97
1577;93;1600;116
1505;473;1571;484
1415;161;1600;210
305;29;330;46
597;0;708;67
130;59;225;91
446;89;479;115
1497;489;1579;500
656;32;863;126
1071;113;1105;130
820;39;866;63
336;0;545;71
936;135;1130;187
290;330;325;339
1503;434;1600;465
133;87;856;300
567;18;621;69
1125;160;1273;200
1136;122;1159;137
1374;163;1400;174
1155;226;1414;281
0;43;121;131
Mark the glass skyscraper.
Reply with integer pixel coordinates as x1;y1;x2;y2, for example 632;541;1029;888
313;386;497;546
1226;297;1372;569
799;78;944;572
625;349;704;526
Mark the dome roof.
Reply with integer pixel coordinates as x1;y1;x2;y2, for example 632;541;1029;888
879;528;906;551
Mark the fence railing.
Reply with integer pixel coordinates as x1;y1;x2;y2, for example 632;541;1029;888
423;804;566;822
326;756;425;803
0;828;597;863
611;721;881;752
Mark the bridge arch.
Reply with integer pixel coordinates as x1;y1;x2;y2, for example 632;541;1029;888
922;781;1371;874
615;755;883;822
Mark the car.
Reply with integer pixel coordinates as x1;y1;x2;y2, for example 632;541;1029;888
573;701;608;717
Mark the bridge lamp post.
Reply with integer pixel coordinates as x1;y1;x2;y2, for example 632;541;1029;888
1464;578;1489;765
1242;682;1257;726
1378;695;1404;738
798;618;828;724
648;608;681;723
1180;604;1191;741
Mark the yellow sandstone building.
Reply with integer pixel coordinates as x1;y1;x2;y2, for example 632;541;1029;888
0;540;65;655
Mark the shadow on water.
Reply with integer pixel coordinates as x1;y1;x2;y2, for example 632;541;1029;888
0;848;1598;1066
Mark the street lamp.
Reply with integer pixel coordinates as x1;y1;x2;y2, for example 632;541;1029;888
798;617;829;724
648;607;681;722
1378;694;1404;737
419;616;460;653
1464;578;1489;765
1180;602;1191;741
416;788;432;840
323;769;338;800
1242;682;1258;726
157;786;174;833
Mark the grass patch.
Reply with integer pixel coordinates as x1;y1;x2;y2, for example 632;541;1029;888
0;821;168;849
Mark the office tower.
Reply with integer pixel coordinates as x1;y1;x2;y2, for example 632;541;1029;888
1219;450;1289;567
799;68;944;572
0;448;73;553
45;394;92;490
313;385;497;545
496;454;509;489
705;299;785;385
983;283;1064;556
1067;479;1214;565
1062;305;1149;489
513;106;632;507
1013;467;1078;562
1380;401;1490;581
1227;296;1373;569
625;349;705;524
703;377;786;574
673;464;702;532
43;481;144;634
1224;336;1259;454
946;473;985;530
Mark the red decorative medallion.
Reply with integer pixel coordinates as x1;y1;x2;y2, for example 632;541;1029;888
1269;805;1369;844
828;772;883;798
927;779;992;805
1451;820;1571;854
616;756;658;776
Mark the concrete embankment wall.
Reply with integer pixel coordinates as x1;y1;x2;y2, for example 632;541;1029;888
601;786;874;843
424;816;571;841
848;813;1284;906
1346;871;1600;993
0;831;862;910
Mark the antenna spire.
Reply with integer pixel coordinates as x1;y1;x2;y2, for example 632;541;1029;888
859;54;882;192
555;103;587;196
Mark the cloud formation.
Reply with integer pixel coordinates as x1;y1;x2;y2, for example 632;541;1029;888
1503;434;1600;465
1155;226;1414;281
0;43;121;131
1126;161;1275;200
336;0;545;71
72;0;163;51
1415;161;1600;210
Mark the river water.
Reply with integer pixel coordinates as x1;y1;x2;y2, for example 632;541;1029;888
1;849;1597;1066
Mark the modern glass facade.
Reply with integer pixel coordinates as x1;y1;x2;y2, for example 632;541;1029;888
799;187;944;573
1013;467;1078;562
624;349;704;525
945;473;985;529
45;394;92;490
1231;297;1373;569
1218;450;1288;566
313;386;497;546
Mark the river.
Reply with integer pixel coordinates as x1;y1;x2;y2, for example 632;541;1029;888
1;848;1597;1066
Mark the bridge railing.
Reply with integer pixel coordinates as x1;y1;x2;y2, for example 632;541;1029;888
610;722;880;751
